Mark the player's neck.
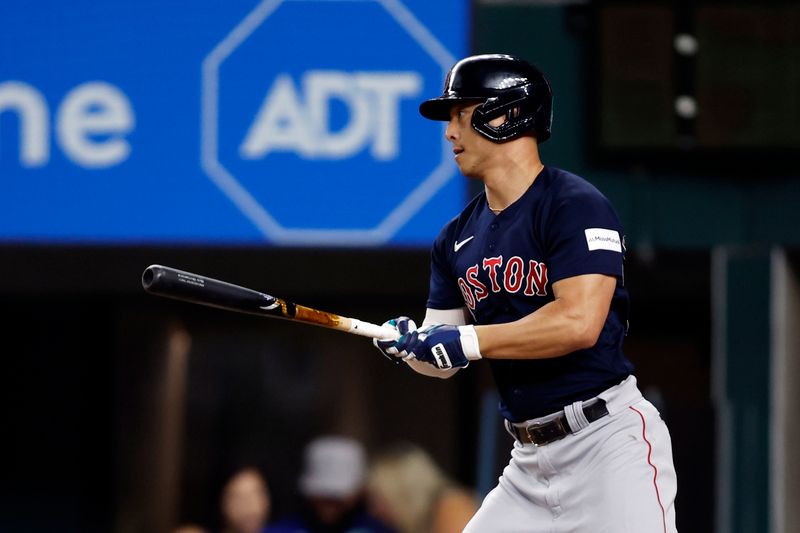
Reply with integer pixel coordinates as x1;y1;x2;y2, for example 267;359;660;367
482;143;543;213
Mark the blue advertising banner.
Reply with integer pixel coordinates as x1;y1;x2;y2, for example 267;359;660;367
0;0;467;246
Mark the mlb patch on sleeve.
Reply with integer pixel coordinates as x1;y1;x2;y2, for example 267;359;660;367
584;228;622;252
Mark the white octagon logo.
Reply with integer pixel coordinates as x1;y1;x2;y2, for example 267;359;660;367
201;0;457;245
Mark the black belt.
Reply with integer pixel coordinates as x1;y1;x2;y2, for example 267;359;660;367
509;399;609;446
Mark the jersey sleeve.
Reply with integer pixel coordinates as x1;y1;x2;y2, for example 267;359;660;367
426;225;465;309
545;187;625;284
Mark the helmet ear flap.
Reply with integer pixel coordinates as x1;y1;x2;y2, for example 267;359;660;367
471;86;540;143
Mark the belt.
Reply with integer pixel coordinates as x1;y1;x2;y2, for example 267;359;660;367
509;399;609;446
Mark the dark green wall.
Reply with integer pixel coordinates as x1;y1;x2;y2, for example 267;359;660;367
714;247;772;533
473;4;799;249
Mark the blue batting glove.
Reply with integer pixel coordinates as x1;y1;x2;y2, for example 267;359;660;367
405;324;482;370
373;316;418;364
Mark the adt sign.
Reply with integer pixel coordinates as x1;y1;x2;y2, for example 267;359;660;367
203;0;459;245
0;0;465;246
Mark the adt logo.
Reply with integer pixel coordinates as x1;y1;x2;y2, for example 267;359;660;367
240;70;421;161
202;0;457;245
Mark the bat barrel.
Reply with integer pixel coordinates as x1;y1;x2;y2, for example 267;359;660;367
142;264;278;316
142;264;397;339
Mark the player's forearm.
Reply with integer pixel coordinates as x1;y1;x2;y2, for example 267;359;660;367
474;299;604;359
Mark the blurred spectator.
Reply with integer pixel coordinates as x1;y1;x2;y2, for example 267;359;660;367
221;466;272;533
173;525;208;533
367;443;477;533
267;436;393;533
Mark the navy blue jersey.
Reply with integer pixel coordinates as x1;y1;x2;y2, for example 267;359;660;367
427;166;634;422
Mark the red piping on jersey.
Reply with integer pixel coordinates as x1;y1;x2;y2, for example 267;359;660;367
629;406;667;533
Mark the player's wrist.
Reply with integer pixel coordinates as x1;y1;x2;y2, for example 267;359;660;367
458;325;482;360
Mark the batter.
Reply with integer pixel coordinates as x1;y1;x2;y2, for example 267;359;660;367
374;54;678;532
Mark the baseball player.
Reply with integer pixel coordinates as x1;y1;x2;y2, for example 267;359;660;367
374;54;678;532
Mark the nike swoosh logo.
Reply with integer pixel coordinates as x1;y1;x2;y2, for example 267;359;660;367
454;236;474;252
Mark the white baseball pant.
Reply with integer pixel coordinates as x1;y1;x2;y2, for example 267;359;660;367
465;376;678;532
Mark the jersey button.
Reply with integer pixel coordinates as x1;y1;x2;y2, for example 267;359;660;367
490;223;498;230
489;243;495;250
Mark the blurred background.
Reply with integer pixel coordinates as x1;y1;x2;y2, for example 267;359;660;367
1;1;798;532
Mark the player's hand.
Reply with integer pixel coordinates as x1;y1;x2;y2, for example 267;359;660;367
373;316;417;364
404;324;482;370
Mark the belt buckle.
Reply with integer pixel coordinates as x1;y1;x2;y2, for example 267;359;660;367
525;416;570;446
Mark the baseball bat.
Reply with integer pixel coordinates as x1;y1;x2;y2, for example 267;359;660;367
141;265;399;340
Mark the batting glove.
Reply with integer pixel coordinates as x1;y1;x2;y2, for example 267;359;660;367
373;316;417;364
404;324;482;370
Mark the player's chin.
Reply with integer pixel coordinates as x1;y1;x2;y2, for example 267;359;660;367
456;161;481;180
454;155;471;174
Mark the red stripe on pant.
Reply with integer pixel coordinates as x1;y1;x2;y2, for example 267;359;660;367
629;406;667;533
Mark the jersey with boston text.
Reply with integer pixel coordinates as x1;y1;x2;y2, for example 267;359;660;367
427;166;634;422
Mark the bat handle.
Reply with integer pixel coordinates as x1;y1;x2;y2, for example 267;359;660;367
343;318;401;341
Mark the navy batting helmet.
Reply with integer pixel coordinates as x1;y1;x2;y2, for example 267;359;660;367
419;54;553;143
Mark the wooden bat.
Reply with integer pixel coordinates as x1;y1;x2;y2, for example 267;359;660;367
141;265;399;340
